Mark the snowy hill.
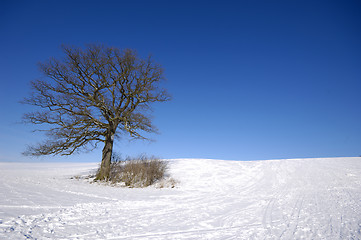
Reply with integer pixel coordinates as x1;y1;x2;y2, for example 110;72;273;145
1;158;361;239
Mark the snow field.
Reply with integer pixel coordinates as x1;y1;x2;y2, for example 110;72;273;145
0;157;361;239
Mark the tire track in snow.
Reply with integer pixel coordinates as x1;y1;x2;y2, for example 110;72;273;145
278;194;305;239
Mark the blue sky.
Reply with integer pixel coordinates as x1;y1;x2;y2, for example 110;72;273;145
1;0;360;162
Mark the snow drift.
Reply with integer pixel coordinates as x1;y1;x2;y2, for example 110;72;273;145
1;157;361;239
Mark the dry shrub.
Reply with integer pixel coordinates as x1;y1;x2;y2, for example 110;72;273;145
109;154;168;188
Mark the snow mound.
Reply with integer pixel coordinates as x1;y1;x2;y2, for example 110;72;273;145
1;157;361;239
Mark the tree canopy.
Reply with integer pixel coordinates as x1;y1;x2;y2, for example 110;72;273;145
22;44;170;179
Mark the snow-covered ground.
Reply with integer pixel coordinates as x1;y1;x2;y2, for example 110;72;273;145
1;157;361;239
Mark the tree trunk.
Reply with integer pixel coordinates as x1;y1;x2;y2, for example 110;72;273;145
96;134;114;181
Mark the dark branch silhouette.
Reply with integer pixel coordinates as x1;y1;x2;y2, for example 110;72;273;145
22;44;170;180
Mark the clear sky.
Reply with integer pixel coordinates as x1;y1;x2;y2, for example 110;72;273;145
1;0;360;162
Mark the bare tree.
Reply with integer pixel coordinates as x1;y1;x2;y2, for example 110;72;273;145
22;44;170;180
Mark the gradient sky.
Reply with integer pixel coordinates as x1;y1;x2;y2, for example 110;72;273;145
1;0;361;162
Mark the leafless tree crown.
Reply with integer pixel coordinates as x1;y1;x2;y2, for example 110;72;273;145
22;44;170;156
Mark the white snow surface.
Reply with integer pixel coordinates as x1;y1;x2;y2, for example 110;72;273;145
1;157;361;239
